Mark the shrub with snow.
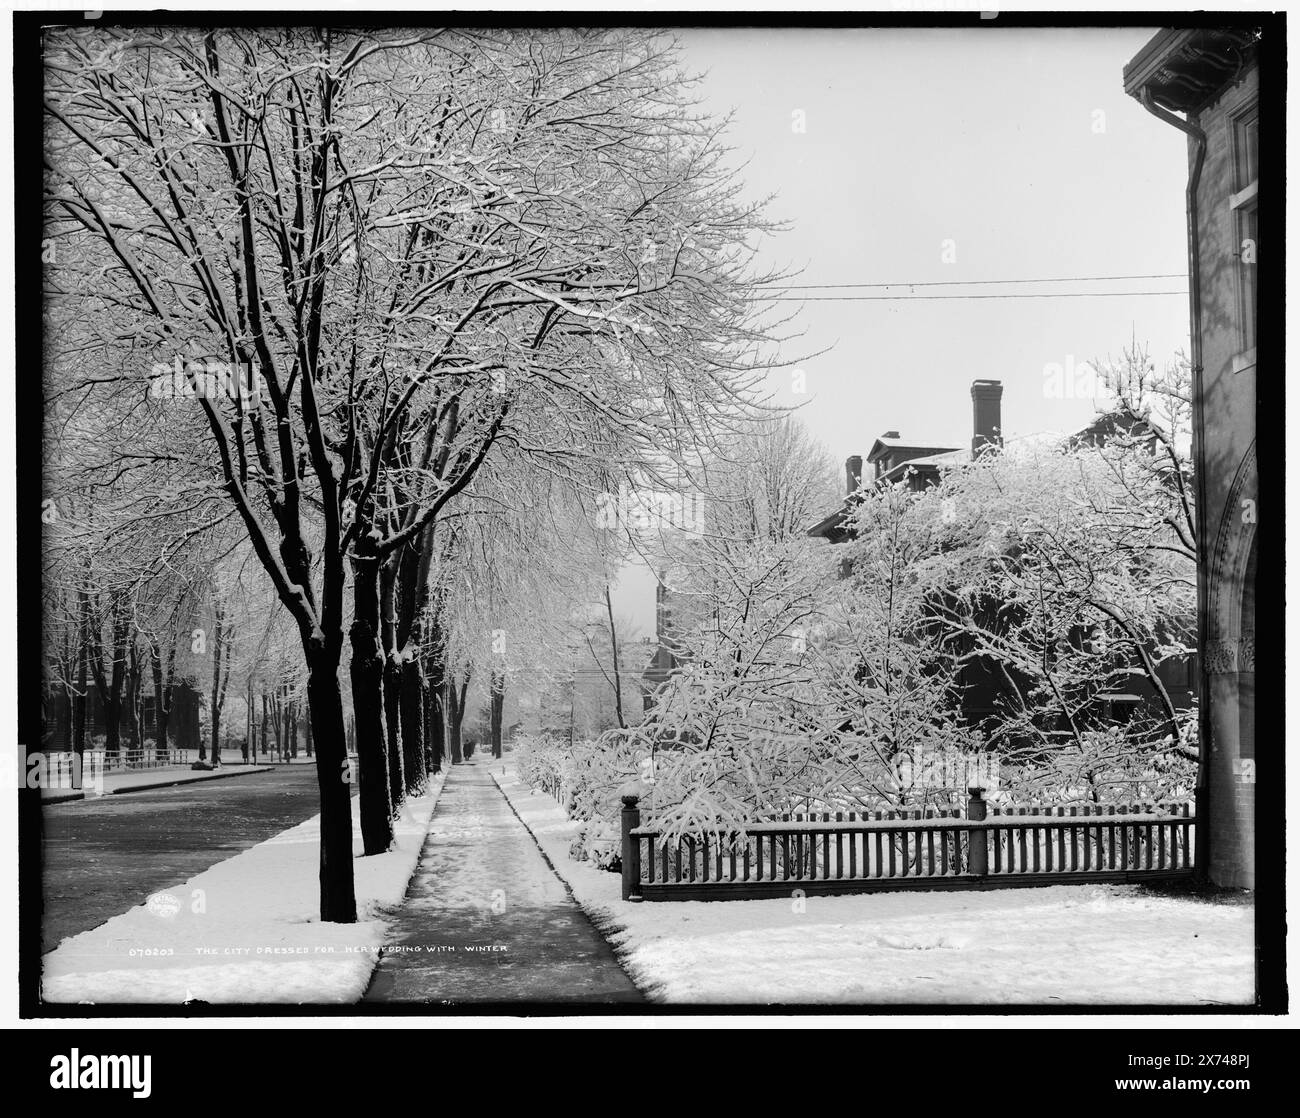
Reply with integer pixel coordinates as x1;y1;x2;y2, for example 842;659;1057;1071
567;820;621;872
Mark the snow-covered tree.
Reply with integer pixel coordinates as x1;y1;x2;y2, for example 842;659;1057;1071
823;481;984;810
44;27;790;919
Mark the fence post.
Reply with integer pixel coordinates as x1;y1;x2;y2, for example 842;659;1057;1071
967;786;988;877
621;794;642;902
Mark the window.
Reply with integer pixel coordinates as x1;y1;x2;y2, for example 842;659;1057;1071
1234;107;1258;187
1231;103;1259;365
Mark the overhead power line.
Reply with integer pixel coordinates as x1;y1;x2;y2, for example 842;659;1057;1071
761;272;1188;291
762;290;1188;302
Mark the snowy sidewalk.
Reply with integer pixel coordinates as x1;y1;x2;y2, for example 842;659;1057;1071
362;761;643;1004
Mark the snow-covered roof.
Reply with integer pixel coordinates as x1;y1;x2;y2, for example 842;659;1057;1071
867;436;958;463
879;430;1071;482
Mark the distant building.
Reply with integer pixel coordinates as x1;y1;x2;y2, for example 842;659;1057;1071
808;380;1003;547
42;678;202;754
1124;27;1259;889
641;572;683;710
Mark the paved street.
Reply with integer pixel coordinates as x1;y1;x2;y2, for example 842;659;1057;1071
364;763;643;1005
41;766;323;953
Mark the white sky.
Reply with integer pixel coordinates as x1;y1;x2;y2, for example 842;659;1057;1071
613;26;1191;635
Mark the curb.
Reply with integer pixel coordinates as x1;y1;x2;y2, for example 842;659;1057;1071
42;765;275;805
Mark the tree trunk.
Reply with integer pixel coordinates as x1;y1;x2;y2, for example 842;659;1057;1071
96;603;130;762
307;652;357;923
604;585;627;730
243;678;253;763
150;641;172;763
123;644;142;753
260;692;269;756
392;517;450;791
349;552;393;854
103;696;122;758
446;679;464;765
424;641;445;775
72;588;90;782
210;606;224;767
270;688;283;760
490;669;505;759
421;659;436;776
172;686;190;752
73;638;87;759
399;657;425;795
380;559;405;808
393;535;428;796
382;660;405;800
59;686;73;756
455;674;468;748
295;518;358;921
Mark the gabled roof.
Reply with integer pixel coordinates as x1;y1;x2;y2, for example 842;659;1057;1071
807;506;850;540
866;436;958;464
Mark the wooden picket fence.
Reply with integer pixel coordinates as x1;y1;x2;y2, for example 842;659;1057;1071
620;790;1195;901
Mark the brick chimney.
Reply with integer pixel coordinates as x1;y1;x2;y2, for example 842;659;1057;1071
971;379;1003;456
845;455;863;495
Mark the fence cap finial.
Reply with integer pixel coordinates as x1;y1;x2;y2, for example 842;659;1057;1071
621;793;640;808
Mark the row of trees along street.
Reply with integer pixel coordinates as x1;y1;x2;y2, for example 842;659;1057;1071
43;29;796;921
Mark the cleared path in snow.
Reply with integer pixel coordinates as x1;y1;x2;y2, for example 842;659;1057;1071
363;761;643;1004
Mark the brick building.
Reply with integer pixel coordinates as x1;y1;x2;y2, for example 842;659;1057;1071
43;677;203;755
1124;27;1259;888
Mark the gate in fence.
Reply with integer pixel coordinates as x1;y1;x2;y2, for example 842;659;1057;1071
620;788;1195;902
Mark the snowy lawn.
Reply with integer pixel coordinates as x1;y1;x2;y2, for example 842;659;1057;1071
41;775;445;1005
495;770;1254;1006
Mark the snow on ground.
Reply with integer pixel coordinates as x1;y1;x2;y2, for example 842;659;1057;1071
41;776;445;1005
494;770;1254;1006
